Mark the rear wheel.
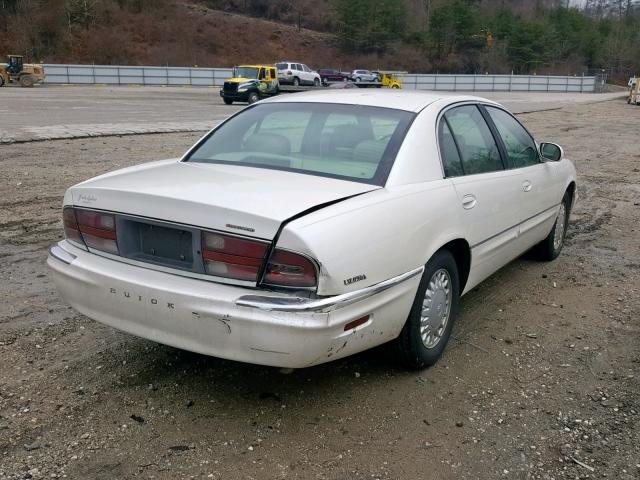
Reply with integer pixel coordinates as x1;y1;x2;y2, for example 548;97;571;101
293;77;300;86
223;98;233;105
247;91;259;104
20;75;35;87
0;75;4;87
535;192;570;261
394;250;460;369
355;77;361;82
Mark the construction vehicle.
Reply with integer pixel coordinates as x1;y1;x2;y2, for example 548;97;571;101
220;65;279;104
375;71;405;89
628;76;639;105
0;55;46;87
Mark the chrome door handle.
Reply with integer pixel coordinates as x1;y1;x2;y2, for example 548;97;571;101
462;194;477;210
522;180;532;192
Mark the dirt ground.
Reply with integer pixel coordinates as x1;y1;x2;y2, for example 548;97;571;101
1;98;639;480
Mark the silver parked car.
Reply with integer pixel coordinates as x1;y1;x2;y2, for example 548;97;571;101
275;61;321;86
351;69;379;83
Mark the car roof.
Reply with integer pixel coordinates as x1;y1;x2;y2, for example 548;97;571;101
237;64;273;69
259;90;500;113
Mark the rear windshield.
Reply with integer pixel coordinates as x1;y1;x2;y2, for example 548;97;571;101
185;103;414;185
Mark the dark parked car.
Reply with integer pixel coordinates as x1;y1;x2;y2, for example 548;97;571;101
318;68;350;85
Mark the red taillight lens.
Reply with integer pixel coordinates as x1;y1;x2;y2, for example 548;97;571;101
263;249;317;288
63;207;118;255
63;207;85;248
201;232;269;282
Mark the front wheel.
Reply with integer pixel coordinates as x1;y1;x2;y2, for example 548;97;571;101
247;91;260;104
394;250;460;369
313;77;320;87
0;75;4;87
355;77;361;82
223;98;233;105
535;192;570;261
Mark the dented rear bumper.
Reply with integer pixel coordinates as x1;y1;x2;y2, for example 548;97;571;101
48;241;420;368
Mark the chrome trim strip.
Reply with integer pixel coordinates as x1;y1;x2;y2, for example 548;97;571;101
470;203;560;249
49;244;77;265
235;266;424;312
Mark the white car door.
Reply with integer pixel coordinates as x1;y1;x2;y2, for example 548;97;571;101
301;64;315;84
439;104;525;291
483;105;564;249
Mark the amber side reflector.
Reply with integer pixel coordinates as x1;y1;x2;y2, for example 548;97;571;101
344;315;370;331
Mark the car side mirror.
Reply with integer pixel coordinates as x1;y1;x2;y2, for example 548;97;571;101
540;142;563;162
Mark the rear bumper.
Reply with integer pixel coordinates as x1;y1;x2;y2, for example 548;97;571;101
48;241;421;368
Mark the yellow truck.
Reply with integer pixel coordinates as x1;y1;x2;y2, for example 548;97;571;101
220;65;279;104
0;55;45;87
372;70;405;89
628;76;639;105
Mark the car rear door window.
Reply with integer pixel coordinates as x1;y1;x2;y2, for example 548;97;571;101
276;63;287;70
444;105;503;175
438;120;464;177
485;106;540;168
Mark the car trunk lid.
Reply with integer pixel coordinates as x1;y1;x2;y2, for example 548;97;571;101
70;160;378;240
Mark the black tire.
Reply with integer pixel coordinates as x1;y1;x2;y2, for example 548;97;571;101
394;250;460;369
535;192;571;261
355;77;361;82
0;75;4;87
20;75;35;87
313;77;320;87
223;98;233;105
628;97;632;104
247;92;259;104
293;77;300;86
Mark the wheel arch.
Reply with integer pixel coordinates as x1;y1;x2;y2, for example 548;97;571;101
565;181;576;211
438;238;471;294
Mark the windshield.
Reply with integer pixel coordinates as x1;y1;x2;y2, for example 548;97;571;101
185;103;414;185
233;67;259;79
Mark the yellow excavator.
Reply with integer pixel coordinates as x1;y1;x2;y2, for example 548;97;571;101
0;55;46;87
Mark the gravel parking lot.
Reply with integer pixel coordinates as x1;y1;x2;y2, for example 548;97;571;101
0;85;624;143
0;91;639;480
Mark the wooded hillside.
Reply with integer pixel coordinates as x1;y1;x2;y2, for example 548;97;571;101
0;0;638;82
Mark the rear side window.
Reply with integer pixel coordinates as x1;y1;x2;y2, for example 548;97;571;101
444;105;503;175
438;120;464;177
485;106;539;168
276;63;287;70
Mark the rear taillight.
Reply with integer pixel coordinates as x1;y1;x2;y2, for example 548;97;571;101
63;207;118;255
63;207;85;248
201;232;269;282
263;250;317;288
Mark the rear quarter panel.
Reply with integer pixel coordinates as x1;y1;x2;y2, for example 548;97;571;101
277;181;465;296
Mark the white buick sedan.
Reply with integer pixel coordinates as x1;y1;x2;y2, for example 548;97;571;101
48;91;576;369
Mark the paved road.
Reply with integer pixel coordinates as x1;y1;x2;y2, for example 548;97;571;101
0;85;624;143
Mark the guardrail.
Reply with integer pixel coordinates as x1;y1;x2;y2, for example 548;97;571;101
43;64;604;93
43;64;233;86
401;74;601;93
